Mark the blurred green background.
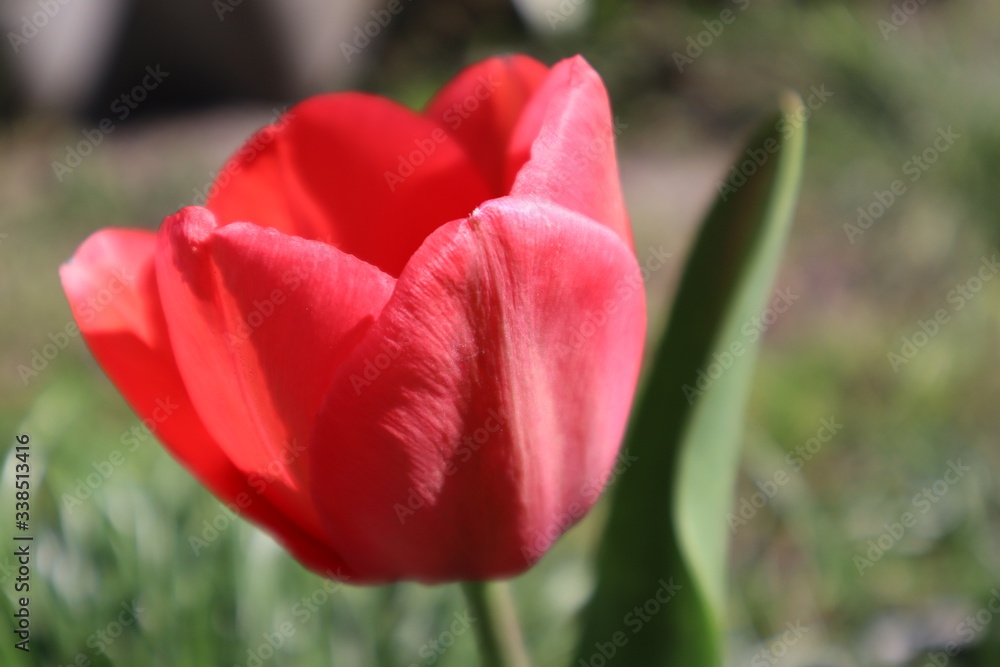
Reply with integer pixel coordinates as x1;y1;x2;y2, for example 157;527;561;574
2;0;1000;665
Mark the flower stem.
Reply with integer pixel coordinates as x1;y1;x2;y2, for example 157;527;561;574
460;581;532;667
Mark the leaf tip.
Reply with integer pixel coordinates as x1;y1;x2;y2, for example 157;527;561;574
779;90;806;122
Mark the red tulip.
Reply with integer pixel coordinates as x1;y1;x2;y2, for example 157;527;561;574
60;54;646;582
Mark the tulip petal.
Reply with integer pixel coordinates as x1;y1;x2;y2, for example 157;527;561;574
424;54;550;194
509;56;632;245
63;53;644;584
206;124;331;242
154;207;396;542
308;196;646;582
206;93;494;278
60;229;351;576
58;229;164;347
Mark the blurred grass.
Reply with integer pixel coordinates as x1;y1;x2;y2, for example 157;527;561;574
2;0;1000;665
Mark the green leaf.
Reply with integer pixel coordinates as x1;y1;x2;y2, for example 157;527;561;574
572;93;807;666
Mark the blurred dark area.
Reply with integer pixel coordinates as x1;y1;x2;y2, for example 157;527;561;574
1;0;537;121
86;0;296;116
0;0;690;122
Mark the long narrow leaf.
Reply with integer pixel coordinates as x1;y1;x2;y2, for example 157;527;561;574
572;93;807;667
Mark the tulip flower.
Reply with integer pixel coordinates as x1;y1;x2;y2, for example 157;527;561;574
60;54;646;582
